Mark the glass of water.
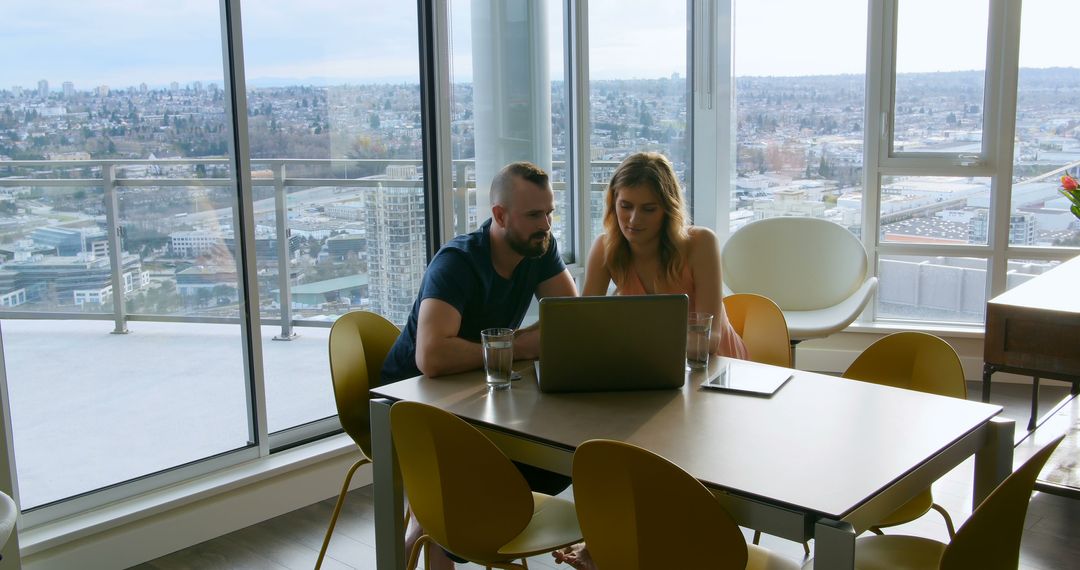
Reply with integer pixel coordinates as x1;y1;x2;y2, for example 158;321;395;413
481;328;514;390
686;312;713;370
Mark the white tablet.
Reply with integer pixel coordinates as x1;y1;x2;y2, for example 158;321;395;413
702;360;793;397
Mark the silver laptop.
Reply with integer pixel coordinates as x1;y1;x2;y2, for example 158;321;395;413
535;294;688;393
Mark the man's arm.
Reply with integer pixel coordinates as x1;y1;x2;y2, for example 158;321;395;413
536;267;578;299
414;297;484;377
514;268;579;359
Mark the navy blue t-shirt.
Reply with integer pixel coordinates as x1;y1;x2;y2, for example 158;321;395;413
380;219;567;384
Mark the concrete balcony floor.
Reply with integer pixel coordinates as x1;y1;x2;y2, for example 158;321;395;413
1;318;335;509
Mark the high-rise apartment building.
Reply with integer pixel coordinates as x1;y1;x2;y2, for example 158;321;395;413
37;79;49;98
969;210;1037;246
62;81;75;98
363;166;427;325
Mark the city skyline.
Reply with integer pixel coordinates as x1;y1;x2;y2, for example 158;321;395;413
5;1;1078;88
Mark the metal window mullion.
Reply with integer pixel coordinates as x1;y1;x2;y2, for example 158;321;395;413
19;446;261;527
417;0;453;256
220;0;269;455
875;160;996;177
985;0;1022;297
862;0;890;324
690;0;734;238
875;242;994;259
567;0;592;263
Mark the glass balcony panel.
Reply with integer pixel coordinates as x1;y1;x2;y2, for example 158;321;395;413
879;175;992;245
876;255;987;324
0;182;112;314
1011;0;1080;248
588;0;688;246
734;0;867;235
892;0;988;155
0;1;252;509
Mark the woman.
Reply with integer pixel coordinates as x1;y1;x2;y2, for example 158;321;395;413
555;153;750;570
582;151;748;359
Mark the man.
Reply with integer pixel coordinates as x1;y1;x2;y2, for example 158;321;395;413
380;161;578;568
381;160;577;384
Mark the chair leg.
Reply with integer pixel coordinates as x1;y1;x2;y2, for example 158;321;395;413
930;503;957;539
407;534;432;570
803;541;810;557
752;530;761;545
314;458;369;570
1028;376;1040;431
789;339;802;369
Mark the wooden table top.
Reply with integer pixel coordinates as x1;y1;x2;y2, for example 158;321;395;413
372;357;1001;519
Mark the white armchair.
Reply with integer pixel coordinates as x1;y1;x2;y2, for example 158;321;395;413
721;217;878;353
0;490;15;561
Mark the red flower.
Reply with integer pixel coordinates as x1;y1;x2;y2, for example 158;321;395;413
1063;175;1079;192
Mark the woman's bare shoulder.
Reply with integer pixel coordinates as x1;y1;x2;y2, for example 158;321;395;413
686;225;717;241
685;225;719;254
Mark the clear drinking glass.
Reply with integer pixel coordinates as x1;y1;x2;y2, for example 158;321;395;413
481;328;515;390
686;312;713;370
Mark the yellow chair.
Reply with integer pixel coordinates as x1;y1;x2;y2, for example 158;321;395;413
315;311;401;570
804;433;1065;569
390;401;582;569
572;439;800;570
724;293;792;368
842;332;966;538
725;293;806;554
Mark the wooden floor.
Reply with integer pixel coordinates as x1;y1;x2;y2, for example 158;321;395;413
133;381;1080;570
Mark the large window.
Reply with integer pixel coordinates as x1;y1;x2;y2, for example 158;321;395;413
240;0;424;433
588;0;689;245
1011;0;1080;249
869;0;1078;325
447;1;570;257
0;1;254;514
734;0;867;234
2;0;1079;541
891;0;988;155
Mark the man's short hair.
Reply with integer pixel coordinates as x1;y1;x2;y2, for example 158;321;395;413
490;162;550;207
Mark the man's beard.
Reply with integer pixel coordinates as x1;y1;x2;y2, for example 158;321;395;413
507;229;550;258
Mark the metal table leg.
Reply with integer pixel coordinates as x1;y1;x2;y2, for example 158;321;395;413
371;399;406;570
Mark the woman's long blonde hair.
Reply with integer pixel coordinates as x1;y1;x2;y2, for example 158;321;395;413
602;152;689;288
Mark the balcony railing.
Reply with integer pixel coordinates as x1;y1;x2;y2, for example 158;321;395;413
0;157;614;336
0;158;468;336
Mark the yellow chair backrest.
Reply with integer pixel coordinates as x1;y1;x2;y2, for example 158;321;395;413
572;439;749;570
941;434;1065;569
842;331;967;399
328;310;400;459
723;293;791;367
389;401;534;564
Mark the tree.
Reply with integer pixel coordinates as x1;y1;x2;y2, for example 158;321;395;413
818;154;831;178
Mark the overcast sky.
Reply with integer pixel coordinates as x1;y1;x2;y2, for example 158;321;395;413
2;0;1075;90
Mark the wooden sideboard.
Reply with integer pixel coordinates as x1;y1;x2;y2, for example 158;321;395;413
983;254;1080;431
